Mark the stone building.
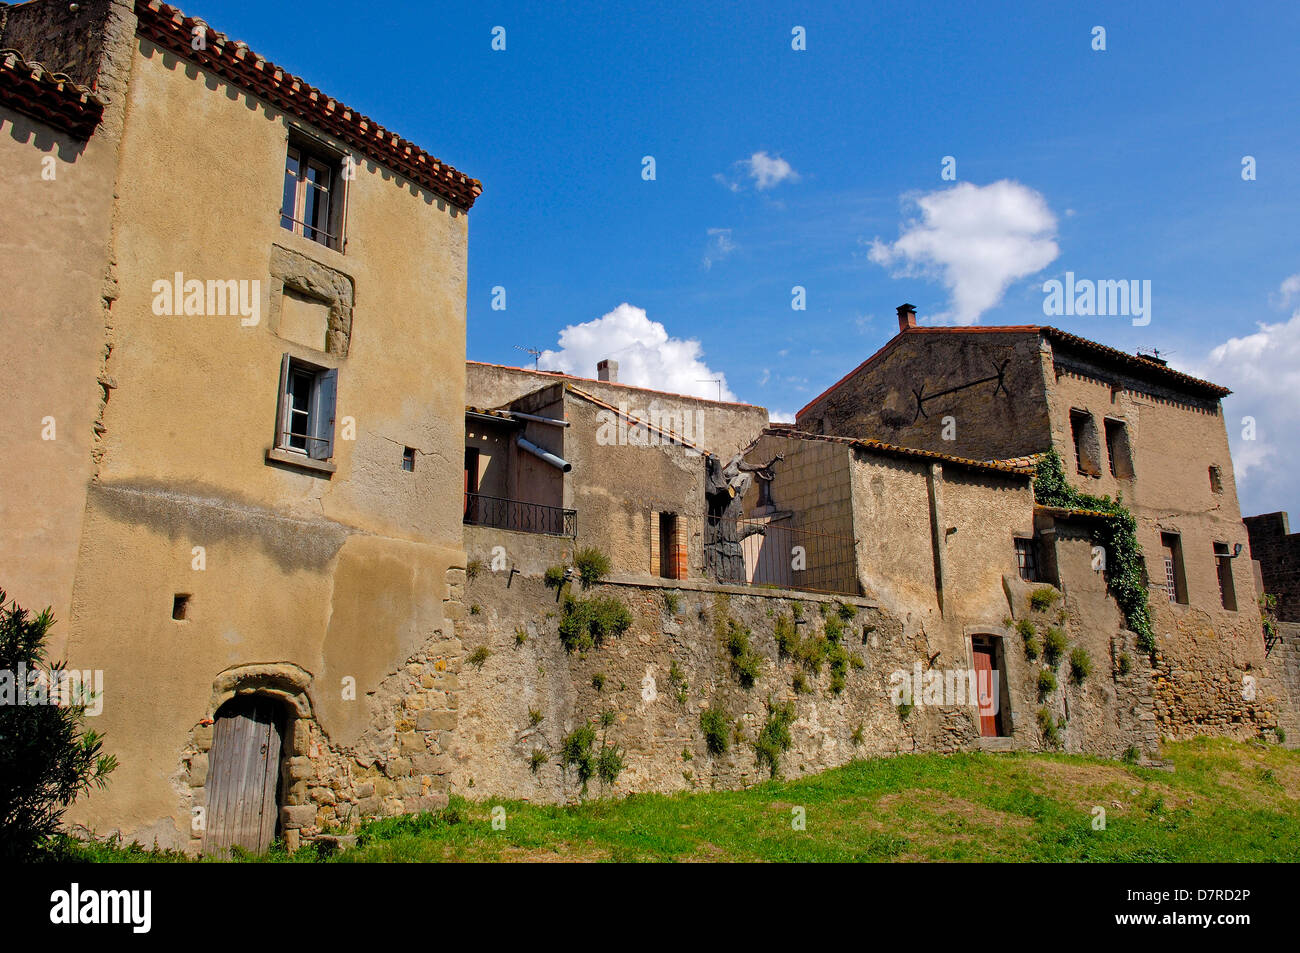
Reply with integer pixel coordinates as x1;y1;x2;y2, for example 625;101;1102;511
796;304;1274;739
1246;511;1300;623
1;0;479;852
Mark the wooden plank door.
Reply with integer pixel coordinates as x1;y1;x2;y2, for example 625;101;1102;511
203;696;285;855
971;641;1000;738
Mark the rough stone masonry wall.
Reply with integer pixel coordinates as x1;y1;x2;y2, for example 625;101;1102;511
1263;621;1300;749
172;567;467;852
446;569;1161;803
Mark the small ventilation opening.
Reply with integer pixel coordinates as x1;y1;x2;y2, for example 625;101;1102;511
172;594;191;620
402;447;416;472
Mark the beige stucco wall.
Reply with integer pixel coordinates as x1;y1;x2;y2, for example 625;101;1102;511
58;32;472;847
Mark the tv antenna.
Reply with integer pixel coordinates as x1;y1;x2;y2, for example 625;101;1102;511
514;345;541;370
697;378;723;401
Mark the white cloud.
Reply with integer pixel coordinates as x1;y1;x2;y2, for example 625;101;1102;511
538;303;737;402
715;151;800;192
703;228;736;270
867;180;1059;325
1275;271;1300;307
1194;286;1300;516
746;151;799;190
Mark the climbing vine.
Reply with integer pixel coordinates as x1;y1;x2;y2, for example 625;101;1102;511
1033;449;1154;655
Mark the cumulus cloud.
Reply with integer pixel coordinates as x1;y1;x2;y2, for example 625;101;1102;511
538;303;737;402
715;151;800;192
867;180;1059;325
703;228;736;270
1193;281;1300;515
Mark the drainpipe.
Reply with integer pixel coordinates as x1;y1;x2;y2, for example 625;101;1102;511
927;463;946;617
516;435;572;472
510;411;569;428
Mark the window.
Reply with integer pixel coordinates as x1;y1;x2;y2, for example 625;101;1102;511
464;448;480;519
658;512;683;580
1160;532;1188;604
280;139;346;250
1015;538;1039;581
1104;418;1134;478
172;594;190;620
274;354;337;461
1214;542;1237;611
757;477;774;509
1209;465;1224;494
402;447;416;472
1070;409;1102;477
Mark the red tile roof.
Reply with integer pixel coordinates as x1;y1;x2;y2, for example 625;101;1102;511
0;48;104;138
796;324;1229;420
134;1;481;209
758;427;1032;477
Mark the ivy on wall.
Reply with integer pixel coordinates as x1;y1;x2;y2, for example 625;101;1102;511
1033;450;1155;655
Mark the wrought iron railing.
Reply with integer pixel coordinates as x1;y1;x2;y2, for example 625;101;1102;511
464;493;576;537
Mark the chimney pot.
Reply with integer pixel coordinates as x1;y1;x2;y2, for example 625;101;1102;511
597;359;618;383
896;303;917;332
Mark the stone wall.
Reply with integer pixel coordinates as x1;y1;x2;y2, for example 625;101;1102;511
1246;512;1300;622
445;568;1160;805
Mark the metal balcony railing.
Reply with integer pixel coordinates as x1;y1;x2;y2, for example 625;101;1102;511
464;492;576;537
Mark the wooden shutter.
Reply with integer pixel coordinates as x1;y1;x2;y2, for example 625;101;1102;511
274;353;291;449
310;368;337;460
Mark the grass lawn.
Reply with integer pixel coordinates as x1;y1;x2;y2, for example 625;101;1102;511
67;737;1299;862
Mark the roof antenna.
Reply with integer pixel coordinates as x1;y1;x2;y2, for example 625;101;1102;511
697;378;723;401
514;345;541;370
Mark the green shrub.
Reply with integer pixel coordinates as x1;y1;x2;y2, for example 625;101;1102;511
754;700;796;777
720;617;763;688
1029;587;1060;612
774;614;798;658
1024;635;1041;660
791;602;803;621
668;661;688;706
465;558;483;581
1015;618;1036;640
598;709;616;729
469;604;482;616
528;707;543;726
558;594;632;653
1037;707;1062;747
823;614;845;644
837;602;857;621
1037;668;1057;699
574;547;612;589
662;591;680;615
1069;648;1092;684
467;646;491;669
1117;652;1132;676
851;724;865;745
597;745;624;788
591;673;606;692
791;671;810;694
1043;627;1068;668
700;705;732;755
0;591;116;861
897;702;913;720
1120;745;1139;764
543;565;568;590
529;748;548;773
561;724;597;793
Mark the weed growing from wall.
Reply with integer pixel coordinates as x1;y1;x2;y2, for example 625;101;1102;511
754;699;796;777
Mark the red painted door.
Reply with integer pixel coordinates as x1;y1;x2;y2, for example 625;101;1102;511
972;642;1000;737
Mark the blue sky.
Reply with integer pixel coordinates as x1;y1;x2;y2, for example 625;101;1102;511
197;0;1300;514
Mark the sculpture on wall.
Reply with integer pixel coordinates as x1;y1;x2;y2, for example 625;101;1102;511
704;451;783;583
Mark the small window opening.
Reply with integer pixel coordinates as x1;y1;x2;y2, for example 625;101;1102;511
1160;532;1188;605
659;512;682;580
172;594;191;620
1070;409;1102;477
1014;538;1039;582
1104;418;1134;478
1209;465;1224;494
1214;542;1237;611
403;447;416;471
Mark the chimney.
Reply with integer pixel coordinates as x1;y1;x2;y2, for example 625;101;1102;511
597;359;618;383
896;303;917;332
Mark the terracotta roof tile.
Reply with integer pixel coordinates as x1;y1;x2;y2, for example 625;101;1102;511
134;1;481;209
0;48;104;138
759;427;1032;477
